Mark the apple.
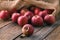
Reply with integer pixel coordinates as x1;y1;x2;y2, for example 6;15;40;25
34;8;40;15
22;24;34;36
11;13;20;22
44;9;54;14
44;15;55;24
17;16;28;26
39;10;48;18
24;11;34;20
20;8;28;16
31;15;43;26
0;10;10;20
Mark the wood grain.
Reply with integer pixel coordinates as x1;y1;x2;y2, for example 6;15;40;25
44;26;60;40
0;22;43;40
43;12;60;40
0;22;21;40
15;20;60;40
0;19;11;29
0;12;59;40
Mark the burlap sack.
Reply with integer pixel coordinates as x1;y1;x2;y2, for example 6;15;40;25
24;0;59;17
0;0;27;11
0;0;59;17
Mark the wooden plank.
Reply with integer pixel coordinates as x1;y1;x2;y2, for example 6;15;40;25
0;22;43;40
0;19;11;29
15;20;60;40
44;26;60;40
0;22;20;40
43;12;60;40
15;10;60;40
0;12;60;40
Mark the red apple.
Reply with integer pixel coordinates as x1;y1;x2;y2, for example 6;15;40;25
44;9;54;14
11;13;20;22
0;10;10;20
44;15;55;24
34;8;40;15
20;8;28;16
17;16;28;26
24;11;34;20
39;10;48;18
31;15;43;26
22;24;34;36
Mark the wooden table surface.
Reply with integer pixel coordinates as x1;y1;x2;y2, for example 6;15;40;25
0;12;60;40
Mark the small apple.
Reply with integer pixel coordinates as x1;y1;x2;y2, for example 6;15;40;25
17;16;28;26
24;11;34;20
0;10;10;20
20;8;28;16
44;9;54;14
11;13;20;22
39;10;48;18
34;8;40;15
44;15;55;24
22;24;34;36
31;15;43;26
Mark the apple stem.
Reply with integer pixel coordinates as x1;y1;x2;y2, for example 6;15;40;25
26;27;29;32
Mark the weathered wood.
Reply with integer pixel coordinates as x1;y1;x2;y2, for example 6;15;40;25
0;22;43;40
0;12;59;40
43;12;60;40
15;20;60;40
0;22;21;40
44;26;60;40
0;19;11;29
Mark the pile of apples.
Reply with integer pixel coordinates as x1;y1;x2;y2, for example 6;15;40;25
0;5;55;36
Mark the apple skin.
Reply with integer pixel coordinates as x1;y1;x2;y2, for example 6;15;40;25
11;13;20;22
0;10;10;20
24;11;34;20
44;9;54;14
31;15;43;26
20;8;28;16
39;10;48;18
44;15;55;24
17;16;28;26
34;8;40;15
22;24;34;36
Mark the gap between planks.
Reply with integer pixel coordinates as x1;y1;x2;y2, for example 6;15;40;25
0;22;43;40
15;20;60;40
0;19;12;29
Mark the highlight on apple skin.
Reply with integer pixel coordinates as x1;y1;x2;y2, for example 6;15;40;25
44;15;55;24
11;13;20;22
31;15;44;26
24;11;34;20
17;16;28;26
34;8;40;15
39;10;48;18
0;10;10;20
